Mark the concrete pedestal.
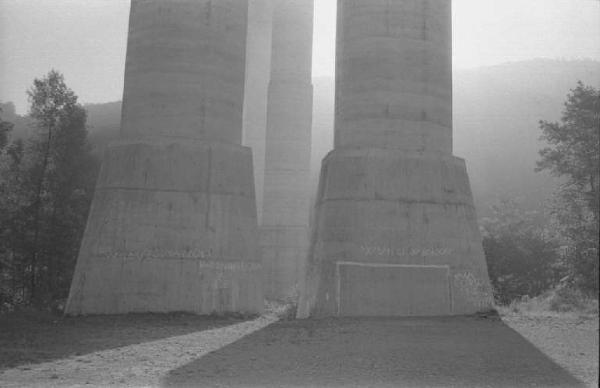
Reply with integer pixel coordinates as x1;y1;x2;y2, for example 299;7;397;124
65;0;263;315
298;149;493;317
66;139;263;315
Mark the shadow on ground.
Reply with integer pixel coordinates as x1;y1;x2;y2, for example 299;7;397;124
163;316;584;388
0;312;241;370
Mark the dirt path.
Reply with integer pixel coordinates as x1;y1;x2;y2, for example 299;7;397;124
1;312;595;387
0;314;277;387
165;315;584;388
502;313;599;388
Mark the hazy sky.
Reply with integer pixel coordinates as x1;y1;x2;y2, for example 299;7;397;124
1;0;599;114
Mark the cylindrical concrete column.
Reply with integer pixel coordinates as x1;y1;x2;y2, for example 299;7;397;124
269;0;313;84
243;0;274;225
334;0;452;154
261;0;314;300
263;0;313;228
121;0;247;144
298;0;492;318
66;0;263;315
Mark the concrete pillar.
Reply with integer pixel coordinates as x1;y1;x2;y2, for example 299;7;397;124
261;0;314;300
298;0;493;317
243;0;274;225
66;0;263;315
334;0;452;154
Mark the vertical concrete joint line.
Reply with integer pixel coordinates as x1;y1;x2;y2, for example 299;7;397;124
206;146;212;232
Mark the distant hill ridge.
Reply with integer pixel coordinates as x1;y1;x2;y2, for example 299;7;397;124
453;58;599;214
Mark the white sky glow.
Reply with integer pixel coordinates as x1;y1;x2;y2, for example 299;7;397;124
1;0;599;113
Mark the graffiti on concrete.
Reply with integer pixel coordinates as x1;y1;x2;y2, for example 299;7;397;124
97;248;214;260
361;245;453;258
94;249;261;271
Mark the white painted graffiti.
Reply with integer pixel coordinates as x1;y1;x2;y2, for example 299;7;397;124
360;245;453;257
93;249;261;271
98;248;214;260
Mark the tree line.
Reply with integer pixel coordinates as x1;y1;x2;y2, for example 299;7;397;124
482;81;599;303
0;71;598;312
0;71;99;311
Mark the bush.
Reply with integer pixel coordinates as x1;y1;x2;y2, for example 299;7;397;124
483;231;560;304
547;287;597;313
505;286;598;315
481;200;563;305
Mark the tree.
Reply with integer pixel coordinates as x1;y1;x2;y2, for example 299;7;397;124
27;71;77;301
481;200;561;304
0;110;15;308
0;71;99;309
0;107;14;151
537;81;600;293
0;110;28;309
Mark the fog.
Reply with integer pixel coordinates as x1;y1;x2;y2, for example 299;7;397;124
1;0;599;112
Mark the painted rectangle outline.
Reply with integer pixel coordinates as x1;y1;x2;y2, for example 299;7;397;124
335;261;452;316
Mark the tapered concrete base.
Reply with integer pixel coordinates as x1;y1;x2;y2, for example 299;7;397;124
260;225;309;301
66;139;263;315
298;149;493;318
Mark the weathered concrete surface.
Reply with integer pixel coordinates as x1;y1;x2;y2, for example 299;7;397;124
261;0;314;300
300;150;493;317
261;226;309;300
298;0;492;317
120;1;247;144
66;0;263;315
334;0;453;154
242;0;274;224
338;263;451;316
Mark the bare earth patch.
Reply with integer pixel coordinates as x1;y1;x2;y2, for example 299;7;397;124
502;312;599;388
0;312;277;387
164;315;584;388
0;310;596;387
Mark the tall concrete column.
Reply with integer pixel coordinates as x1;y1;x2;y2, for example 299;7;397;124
243;0;274;225
261;0;314;300
298;0;493;317
66;0;263;315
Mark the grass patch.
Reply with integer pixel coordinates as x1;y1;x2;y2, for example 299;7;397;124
498;287;598;317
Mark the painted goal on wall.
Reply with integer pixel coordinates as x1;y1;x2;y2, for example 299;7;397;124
336;262;452;316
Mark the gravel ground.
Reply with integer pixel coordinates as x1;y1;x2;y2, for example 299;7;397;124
164;315;585;388
1;311;596;387
0;313;277;387
502;313;599;388
0;312;242;369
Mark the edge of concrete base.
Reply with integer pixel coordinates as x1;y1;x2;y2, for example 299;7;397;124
297;148;494;318
65;139;264;315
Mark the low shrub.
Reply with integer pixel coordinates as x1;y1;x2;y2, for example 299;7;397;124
503;286;598;316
